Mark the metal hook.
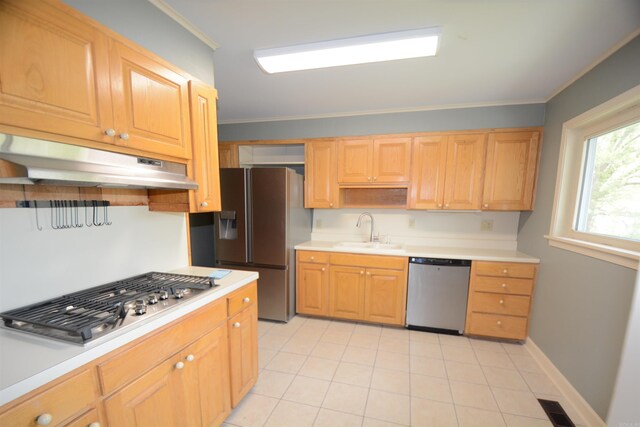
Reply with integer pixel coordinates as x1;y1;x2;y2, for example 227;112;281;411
85;202;93;227
104;204;112;226
34;200;43;231
52;200;60;230
74;201;83;228
93;201;104;226
50;200;56;230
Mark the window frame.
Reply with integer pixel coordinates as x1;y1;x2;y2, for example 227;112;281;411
547;84;640;270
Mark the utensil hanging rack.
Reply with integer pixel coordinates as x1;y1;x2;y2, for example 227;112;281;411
16;200;112;230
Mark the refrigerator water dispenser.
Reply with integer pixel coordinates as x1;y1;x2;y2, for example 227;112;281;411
218;210;237;239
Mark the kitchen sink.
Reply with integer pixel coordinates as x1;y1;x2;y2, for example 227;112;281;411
333;241;405;252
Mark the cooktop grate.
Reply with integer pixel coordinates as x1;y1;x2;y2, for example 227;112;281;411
0;272;214;344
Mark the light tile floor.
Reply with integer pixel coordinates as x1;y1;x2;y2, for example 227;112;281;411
223;316;586;427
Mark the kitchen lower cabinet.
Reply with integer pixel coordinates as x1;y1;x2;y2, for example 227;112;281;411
465;262;537;340
296;251;408;326
228;303;259;408
0;280;258;427
296;251;330;316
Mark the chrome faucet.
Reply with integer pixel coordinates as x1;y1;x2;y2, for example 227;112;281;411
356;212;376;242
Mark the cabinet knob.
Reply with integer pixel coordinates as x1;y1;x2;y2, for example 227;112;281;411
310;256;315;261
186;354;195;362
36;413;53;426
104;128;116;137
501;283;507;288
243;297;250;303
88;423;101;427
483;203;489;208
119;132;130;140
321;267;325;272
329;203;334;207
360;271;364;275
373;176;377;181
366;271;371;276
444;204;449;208
496;320;502;326
503;269;508;274
368;177;372;181
499;299;504;305
201;201;208;207
233;322;241;328
437;203;443;208
175;361;185;370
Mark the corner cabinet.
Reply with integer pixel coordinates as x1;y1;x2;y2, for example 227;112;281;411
296;251;408;326
465;262;537;340
482;131;541;211
188;82;221;212
305;141;339;208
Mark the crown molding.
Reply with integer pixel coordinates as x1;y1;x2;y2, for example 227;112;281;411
148;0;219;51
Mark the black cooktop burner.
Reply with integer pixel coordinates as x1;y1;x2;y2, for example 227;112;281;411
0;272;215;345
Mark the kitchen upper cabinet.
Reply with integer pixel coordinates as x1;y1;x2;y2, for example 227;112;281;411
408;135;448;209
482;131;541;211
409;133;486;210
338;137;411;185
188;81;221;212
443;134;487;210
218;143;239;168
305;140;339;208
0;0;113;143
110;41;192;159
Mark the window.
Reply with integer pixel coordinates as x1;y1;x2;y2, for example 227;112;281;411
547;84;640;269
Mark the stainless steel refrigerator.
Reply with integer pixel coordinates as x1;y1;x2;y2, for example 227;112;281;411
215;168;311;322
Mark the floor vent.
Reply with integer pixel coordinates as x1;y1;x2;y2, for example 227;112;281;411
538;399;576;427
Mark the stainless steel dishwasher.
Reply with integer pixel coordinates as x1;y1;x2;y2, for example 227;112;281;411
406;257;471;334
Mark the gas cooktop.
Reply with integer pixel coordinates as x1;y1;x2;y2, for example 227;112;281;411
0;272;218;345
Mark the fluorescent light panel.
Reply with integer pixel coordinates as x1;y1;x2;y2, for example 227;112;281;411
254;27;441;73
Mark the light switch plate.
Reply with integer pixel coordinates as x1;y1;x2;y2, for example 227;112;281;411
480;220;493;231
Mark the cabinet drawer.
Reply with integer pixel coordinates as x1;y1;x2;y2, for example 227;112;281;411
470;292;531;316
228;281;258;317
474;262;537;279
98;298;226;395
473;276;533;295
298;251;330;264
330;253;407;270
0;369;98;427
467;312;528;340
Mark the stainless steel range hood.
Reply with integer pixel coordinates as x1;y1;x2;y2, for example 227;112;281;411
0;134;198;190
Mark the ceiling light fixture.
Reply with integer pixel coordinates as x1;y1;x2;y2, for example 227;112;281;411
254;27;441;74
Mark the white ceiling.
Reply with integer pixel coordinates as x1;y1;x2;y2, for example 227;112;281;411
159;0;640;124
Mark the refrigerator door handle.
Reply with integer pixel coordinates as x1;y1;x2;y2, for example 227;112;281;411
245;169;253;263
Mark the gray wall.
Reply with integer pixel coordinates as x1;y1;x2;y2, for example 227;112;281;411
518;35;640;419
219;104;545;140
62;0;215;86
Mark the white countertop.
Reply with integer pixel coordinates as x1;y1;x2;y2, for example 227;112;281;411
295;241;540;263
0;267;259;406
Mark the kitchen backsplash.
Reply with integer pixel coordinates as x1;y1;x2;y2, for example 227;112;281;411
0;206;188;311
311;209;520;250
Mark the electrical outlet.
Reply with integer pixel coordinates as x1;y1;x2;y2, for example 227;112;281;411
408;218;415;228
315;219;322;228
480;220;493;231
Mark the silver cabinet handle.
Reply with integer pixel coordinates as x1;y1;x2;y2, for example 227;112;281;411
105;128;116;137
243;297;250;303
233;322;241;328
88;423;101;427
186;354;195;362
175;361;185;370
201;201;209;207
119;132;129;140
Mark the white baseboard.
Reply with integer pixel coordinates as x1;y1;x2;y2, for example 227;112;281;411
524;337;605;427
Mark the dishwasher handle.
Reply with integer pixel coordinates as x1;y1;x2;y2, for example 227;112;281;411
409;257;471;267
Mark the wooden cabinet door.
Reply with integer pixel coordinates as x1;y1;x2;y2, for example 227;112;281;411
188;81;221;212
110;41;192;159
338;139;372;184
443;134;487;210
305;140;338;208
363;268;407;325
228;304;259;408
483;131;540;211
182;324;231;427
218;143;239;167
372;137;411;183
297;262;329;316
104;354;184;427
408;135;448;209
0;0;113;143
329;266;365;320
